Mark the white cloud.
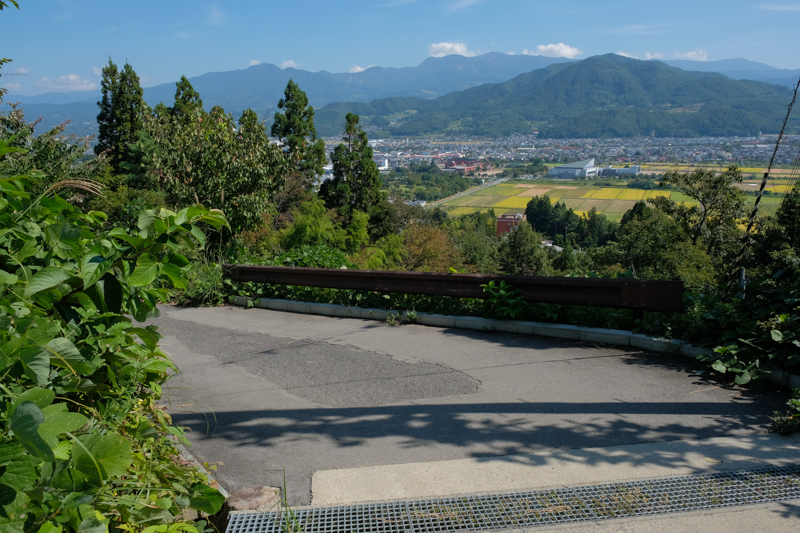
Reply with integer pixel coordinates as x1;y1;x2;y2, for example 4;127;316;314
675;49;708;61
4;82;22;93
428;42;478;57
760;3;800;10
250;60;262;66
645;51;664;60
280;60;299;69
13;67;30;75
92;66;102;76
522;43;581;59
36;74;97;92
207;4;226;26
615;52;638;59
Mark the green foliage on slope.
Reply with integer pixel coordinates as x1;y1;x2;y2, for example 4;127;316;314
0;139;228;532
315;54;797;138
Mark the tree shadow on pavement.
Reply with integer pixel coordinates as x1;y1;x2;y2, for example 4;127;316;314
170;400;786;505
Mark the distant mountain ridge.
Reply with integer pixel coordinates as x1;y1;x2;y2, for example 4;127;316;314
313;54;798;138
4;53;573;136
662;58;800;88
3;53;798;138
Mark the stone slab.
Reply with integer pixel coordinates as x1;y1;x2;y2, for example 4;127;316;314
629;334;683;354
417;313;456;328
533;323;581;340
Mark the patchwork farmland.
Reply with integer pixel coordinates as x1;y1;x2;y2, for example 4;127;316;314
437;179;788;221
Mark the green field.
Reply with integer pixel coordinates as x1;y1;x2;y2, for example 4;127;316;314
438;179;790;218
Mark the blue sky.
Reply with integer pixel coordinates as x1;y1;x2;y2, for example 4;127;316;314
1;0;799;95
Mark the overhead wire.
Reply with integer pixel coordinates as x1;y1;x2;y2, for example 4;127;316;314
726;75;800;293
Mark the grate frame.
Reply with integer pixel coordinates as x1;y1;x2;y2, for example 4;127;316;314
226;464;800;533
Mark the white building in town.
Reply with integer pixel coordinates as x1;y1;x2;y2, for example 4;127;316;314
548;158;598;179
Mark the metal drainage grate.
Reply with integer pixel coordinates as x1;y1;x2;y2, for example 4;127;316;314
226;464;800;533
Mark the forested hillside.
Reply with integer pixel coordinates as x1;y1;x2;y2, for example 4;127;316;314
315;54;798;138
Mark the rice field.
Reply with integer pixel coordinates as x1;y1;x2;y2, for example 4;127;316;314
471;186;522;196
583;188;622;200
616;189;646;201
494;196;536;209
645;190;671;199
439;179;790;220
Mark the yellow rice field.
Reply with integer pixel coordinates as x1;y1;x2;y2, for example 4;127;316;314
583;188;622;200
616;189;646;201
493;196;534;209
645;190;671;199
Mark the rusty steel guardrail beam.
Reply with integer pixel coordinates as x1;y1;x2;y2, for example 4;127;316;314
224;265;684;313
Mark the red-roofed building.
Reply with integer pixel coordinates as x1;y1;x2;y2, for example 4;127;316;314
497;213;526;237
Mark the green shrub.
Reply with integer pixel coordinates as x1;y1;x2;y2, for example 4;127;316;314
0;139;229;532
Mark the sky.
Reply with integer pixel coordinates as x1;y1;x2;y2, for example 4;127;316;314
1;0;799;95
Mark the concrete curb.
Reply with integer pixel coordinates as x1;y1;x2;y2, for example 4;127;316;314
230;296;800;390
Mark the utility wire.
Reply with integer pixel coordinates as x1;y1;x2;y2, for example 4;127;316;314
726;75;800;293
777;147;800;212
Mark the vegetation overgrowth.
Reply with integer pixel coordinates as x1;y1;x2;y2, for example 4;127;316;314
2;13;800;527
0;138;228;531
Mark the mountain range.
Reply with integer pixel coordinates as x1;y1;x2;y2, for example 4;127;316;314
315;54;797;138
4;53;573;136
3;53;798;139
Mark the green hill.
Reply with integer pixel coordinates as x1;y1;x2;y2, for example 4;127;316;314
315;54;797;138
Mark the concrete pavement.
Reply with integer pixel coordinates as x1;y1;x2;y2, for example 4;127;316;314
152;304;788;510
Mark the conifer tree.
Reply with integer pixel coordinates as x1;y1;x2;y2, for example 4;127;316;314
320;113;382;216
95;60;149;172
271;79;326;184
95;59;119;159
171;75;203;121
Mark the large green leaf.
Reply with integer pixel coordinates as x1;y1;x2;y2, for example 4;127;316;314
45;337;93;375
72;433;132;485
80;253;112;290
0;269;17;285
129;254;161;287
160;264;186;289
19;346;51;386
189;226;206;247
13;388;55;410
711;360;727;374
0;459;37;492
0;484;32;533
137;210;160;233
10;402;53;461
128;327;160;351
39;404;88;449
24;267;71;297
108;228;145;250
173;206;204;226
189;483;225;514
0;445;38;491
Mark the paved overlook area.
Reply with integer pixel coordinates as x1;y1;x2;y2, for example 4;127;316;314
151;305;787;509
